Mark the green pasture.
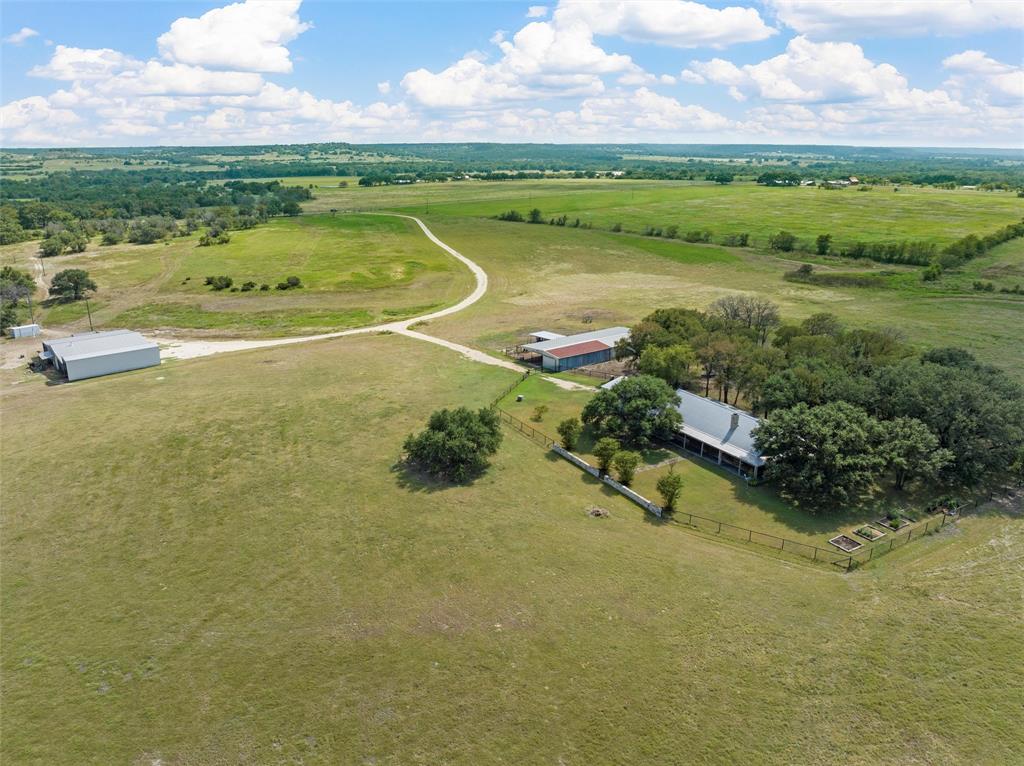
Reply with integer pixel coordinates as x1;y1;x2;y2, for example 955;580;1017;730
306;178;1024;250
2;335;1020;764
0;214;472;336
404;216;1024;380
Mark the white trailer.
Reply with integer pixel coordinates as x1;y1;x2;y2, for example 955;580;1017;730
8;324;41;339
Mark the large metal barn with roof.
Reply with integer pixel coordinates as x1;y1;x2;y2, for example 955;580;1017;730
41;330;160;382
521;327;630;372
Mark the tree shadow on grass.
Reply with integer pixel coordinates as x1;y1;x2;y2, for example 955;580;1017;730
390;459;482;494
720;461;938;538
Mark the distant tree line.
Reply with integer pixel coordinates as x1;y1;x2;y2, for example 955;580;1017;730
0;175;310;246
8;142;1024;187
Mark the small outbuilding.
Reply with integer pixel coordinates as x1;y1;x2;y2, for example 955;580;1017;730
522;326;629;371
672;390;766;479
8;323;41;339
41;329;160;381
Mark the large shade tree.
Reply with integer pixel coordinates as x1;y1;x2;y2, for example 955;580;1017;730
48;269;96;301
403;407;502;483
881;417;953;490
871;358;1024;486
581;375;682;447
754;401;885;509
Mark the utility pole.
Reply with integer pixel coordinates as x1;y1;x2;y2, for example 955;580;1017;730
85;298;95;332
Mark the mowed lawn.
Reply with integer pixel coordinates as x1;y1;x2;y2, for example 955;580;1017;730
0;214;473;337
304;178;1024;250
499;375;944;550
2;336;1022;764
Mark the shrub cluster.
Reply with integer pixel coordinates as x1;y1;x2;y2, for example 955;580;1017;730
205;275;233;291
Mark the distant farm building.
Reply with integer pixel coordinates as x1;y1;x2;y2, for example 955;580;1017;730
41;330;160;381
522;327;629;371
8;323;41;339
674;390;765;479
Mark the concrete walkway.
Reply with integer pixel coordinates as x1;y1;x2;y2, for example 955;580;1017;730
157;214;524;373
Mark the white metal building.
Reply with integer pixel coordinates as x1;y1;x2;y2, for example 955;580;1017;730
8;323;41;339
41;330;160;381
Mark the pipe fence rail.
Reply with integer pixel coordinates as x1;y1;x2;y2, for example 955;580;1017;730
490;370;532;406
496;408;556;449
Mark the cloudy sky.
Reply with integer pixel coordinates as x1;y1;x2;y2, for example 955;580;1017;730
1;0;1022;147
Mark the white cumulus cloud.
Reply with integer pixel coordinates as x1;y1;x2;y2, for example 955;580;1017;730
157;0;311;73
95;62;265;97
30;45;140;80
943;50;1024;105
692;36;956;110
526;6;549;18
556;0;775;48
402;10;637;108
3;27;39;45
765;0;1024;38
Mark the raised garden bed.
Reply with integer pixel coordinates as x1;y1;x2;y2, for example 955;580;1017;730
854;525;885;542
873;515;911;531
828;534;863;552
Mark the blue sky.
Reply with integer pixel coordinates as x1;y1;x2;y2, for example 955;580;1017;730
1;1;1022;147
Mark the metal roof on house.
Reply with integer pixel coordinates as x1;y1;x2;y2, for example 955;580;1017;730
522;326;630;355
675;389;765;466
545;339;614;359
43;330;158;363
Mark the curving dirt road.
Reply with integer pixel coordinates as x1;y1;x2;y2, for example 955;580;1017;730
157;214;525;372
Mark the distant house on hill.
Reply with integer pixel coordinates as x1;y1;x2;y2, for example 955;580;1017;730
522;326;629;371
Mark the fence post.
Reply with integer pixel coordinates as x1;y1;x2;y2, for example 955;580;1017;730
889;537;895;551
906;530;912;544
717;521;722;534
813;547;818;562
846;556;853;571
941;513;947;528
780;539;785;552
747;529;752;542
